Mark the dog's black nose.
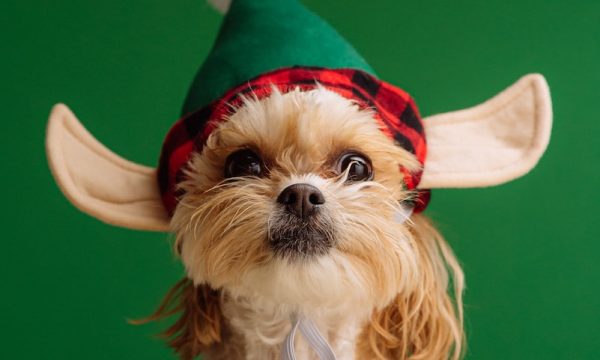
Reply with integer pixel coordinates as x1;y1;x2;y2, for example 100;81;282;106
277;183;325;219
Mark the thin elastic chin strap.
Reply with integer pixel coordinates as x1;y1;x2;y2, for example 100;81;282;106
281;313;337;360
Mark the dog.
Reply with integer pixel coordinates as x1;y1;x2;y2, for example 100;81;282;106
137;87;464;359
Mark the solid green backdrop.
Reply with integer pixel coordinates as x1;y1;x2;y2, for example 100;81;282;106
1;0;598;359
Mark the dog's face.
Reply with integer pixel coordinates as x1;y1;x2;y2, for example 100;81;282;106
172;87;422;312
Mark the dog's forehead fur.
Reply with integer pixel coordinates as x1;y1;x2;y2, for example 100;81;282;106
203;87;420;179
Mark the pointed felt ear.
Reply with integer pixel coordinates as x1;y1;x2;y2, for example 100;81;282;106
46;104;170;232
418;74;552;189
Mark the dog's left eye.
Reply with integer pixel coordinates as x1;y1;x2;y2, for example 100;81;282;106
336;152;373;182
224;149;264;178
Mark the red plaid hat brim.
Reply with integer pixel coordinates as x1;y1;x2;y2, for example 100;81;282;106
158;67;430;215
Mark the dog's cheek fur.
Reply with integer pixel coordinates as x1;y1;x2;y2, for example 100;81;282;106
331;182;420;308
356;214;465;360
172;177;276;288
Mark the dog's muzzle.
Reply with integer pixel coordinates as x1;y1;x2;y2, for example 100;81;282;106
269;183;333;259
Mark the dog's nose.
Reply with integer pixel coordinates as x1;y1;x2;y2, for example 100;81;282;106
277;183;325;219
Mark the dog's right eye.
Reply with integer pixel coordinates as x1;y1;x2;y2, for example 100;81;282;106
224;149;264;178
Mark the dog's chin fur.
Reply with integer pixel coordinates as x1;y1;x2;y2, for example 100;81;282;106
143;87;464;359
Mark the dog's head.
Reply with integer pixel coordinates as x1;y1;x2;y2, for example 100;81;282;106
163;87;467;359
172;87;421;312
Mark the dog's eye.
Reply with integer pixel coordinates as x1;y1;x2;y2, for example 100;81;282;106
225;149;264;178
336;152;373;182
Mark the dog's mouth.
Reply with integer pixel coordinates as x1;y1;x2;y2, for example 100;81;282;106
268;211;335;260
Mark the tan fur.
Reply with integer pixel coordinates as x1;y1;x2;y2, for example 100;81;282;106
356;215;464;360
144;87;464;359
133;279;226;359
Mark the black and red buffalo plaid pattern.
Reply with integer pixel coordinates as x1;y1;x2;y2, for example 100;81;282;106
158;66;430;215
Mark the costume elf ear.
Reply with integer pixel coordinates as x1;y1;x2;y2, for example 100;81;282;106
45;74;552;232
45;104;171;232
419;73;552;189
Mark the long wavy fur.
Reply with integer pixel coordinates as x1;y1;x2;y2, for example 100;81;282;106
358;214;465;360
132;279;224;359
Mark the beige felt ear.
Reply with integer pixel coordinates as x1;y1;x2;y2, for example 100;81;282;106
46;104;170;232
419;74;552;189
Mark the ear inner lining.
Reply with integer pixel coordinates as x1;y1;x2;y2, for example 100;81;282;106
46;104;170;232
419;74;552;189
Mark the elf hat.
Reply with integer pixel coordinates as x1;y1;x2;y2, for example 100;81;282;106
46;0;552;232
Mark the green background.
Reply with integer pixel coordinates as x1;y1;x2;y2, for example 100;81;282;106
1;0;598;358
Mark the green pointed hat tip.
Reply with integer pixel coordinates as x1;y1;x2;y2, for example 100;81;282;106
183;0;375;114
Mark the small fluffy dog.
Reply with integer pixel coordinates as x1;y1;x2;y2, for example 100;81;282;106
142;87;464;360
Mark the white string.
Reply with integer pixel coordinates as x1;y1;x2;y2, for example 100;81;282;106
298;317;337;360
282;314;301;360
281;314;337;360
